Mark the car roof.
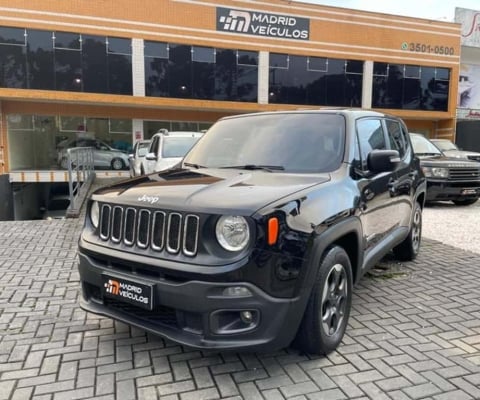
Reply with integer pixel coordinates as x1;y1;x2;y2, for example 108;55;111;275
218;108;396;122
153;131;204;138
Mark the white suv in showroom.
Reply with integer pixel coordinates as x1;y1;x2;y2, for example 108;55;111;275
141;130;204;175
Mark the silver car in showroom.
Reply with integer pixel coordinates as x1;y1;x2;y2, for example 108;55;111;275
57;138;130;170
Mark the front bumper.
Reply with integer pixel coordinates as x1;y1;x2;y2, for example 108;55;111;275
426;180;480;201
78;251;305;351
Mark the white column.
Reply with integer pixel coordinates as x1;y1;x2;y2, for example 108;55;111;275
132;38;145;97
258;51;269;104
132;119;144;143
362;60;374;109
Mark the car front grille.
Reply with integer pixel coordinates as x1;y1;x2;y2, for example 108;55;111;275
99;204;199;256
449;168;480;180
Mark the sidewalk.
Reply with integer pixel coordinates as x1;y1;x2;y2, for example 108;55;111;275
1;206;480;399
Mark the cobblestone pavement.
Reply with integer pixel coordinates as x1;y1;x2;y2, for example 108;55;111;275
1;211;480;399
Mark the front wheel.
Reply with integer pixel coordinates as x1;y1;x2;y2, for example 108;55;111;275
452;198;478;206
393;201;422;261
295;246;352;355
111;158;125;170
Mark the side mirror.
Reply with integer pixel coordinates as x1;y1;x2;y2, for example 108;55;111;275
128;154;134;160
145;152;157;161
368;149;400;173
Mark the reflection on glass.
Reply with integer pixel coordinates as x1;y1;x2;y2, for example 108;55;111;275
372;62;449;111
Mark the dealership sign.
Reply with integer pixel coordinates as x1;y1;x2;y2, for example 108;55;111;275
217;7;310;40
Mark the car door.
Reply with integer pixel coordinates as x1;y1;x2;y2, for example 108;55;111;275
145;135;160;174
384;119;415;226
356;118;399;252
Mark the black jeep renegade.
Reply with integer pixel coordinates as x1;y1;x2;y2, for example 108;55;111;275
78;110;426;355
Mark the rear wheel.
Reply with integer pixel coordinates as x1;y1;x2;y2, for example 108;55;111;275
111;158;125;170
393;201;422;261
295;246;352;355
452;198;478;206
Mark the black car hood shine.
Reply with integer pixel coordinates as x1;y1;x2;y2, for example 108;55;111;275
92;168;330;215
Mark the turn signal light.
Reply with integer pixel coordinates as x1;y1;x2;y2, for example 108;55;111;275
267;217;279;245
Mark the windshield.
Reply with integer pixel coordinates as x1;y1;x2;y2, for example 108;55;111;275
432;140;457;151
183;113;345;173
137;142;150;157
162;136;201;158
410;135;442;155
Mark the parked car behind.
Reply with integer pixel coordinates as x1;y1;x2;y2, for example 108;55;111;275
141;130;204;174
410;133;480;205
57;138;130;170
430;138;480;161
128;140;151;177
78;110;426;355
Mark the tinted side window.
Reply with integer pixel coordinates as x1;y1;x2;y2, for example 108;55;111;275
356;119;386;169
385;119;406;157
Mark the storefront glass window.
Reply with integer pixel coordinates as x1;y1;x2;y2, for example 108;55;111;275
0;25;133;95
144;41;258;102
143;120;213;140
269;53;362;107
372;62;449;111
7;114;133;170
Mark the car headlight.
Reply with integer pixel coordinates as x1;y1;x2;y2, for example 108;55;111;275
90;201;100;228
422;166;448;178
215;215;250;251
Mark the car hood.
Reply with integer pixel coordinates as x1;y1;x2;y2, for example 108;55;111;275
418;154;480;168
442;149;480;159
92;168;330;215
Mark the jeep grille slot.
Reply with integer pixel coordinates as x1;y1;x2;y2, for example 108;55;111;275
124;208;136;246
167;213;182;254
137;210;151;249
449;167;480;180
183;215;199;256
98;205;199;257
152;211;166;251
111;206;123;243
100;204;111;240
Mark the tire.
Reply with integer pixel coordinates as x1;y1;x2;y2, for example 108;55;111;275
452;198;478;206
111;158;125;170
393;201;422;261
295;246;353;355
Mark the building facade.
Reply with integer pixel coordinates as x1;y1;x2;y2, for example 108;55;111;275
0;0;461;218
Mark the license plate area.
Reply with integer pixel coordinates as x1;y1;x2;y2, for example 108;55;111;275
461;188;477;195
102;274;153;310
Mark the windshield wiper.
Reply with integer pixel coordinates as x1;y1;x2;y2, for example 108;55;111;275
219;164;285;172
183;162;205;169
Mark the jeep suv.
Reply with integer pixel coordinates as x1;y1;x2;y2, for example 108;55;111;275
410;133;480;206
78;110;426;355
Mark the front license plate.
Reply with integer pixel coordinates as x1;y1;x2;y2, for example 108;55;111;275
461;189;477;195
102;274;153;310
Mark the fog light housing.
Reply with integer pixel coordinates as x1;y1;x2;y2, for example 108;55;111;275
210;310;260;334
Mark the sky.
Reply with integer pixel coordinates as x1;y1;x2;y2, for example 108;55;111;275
294;0;480;21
